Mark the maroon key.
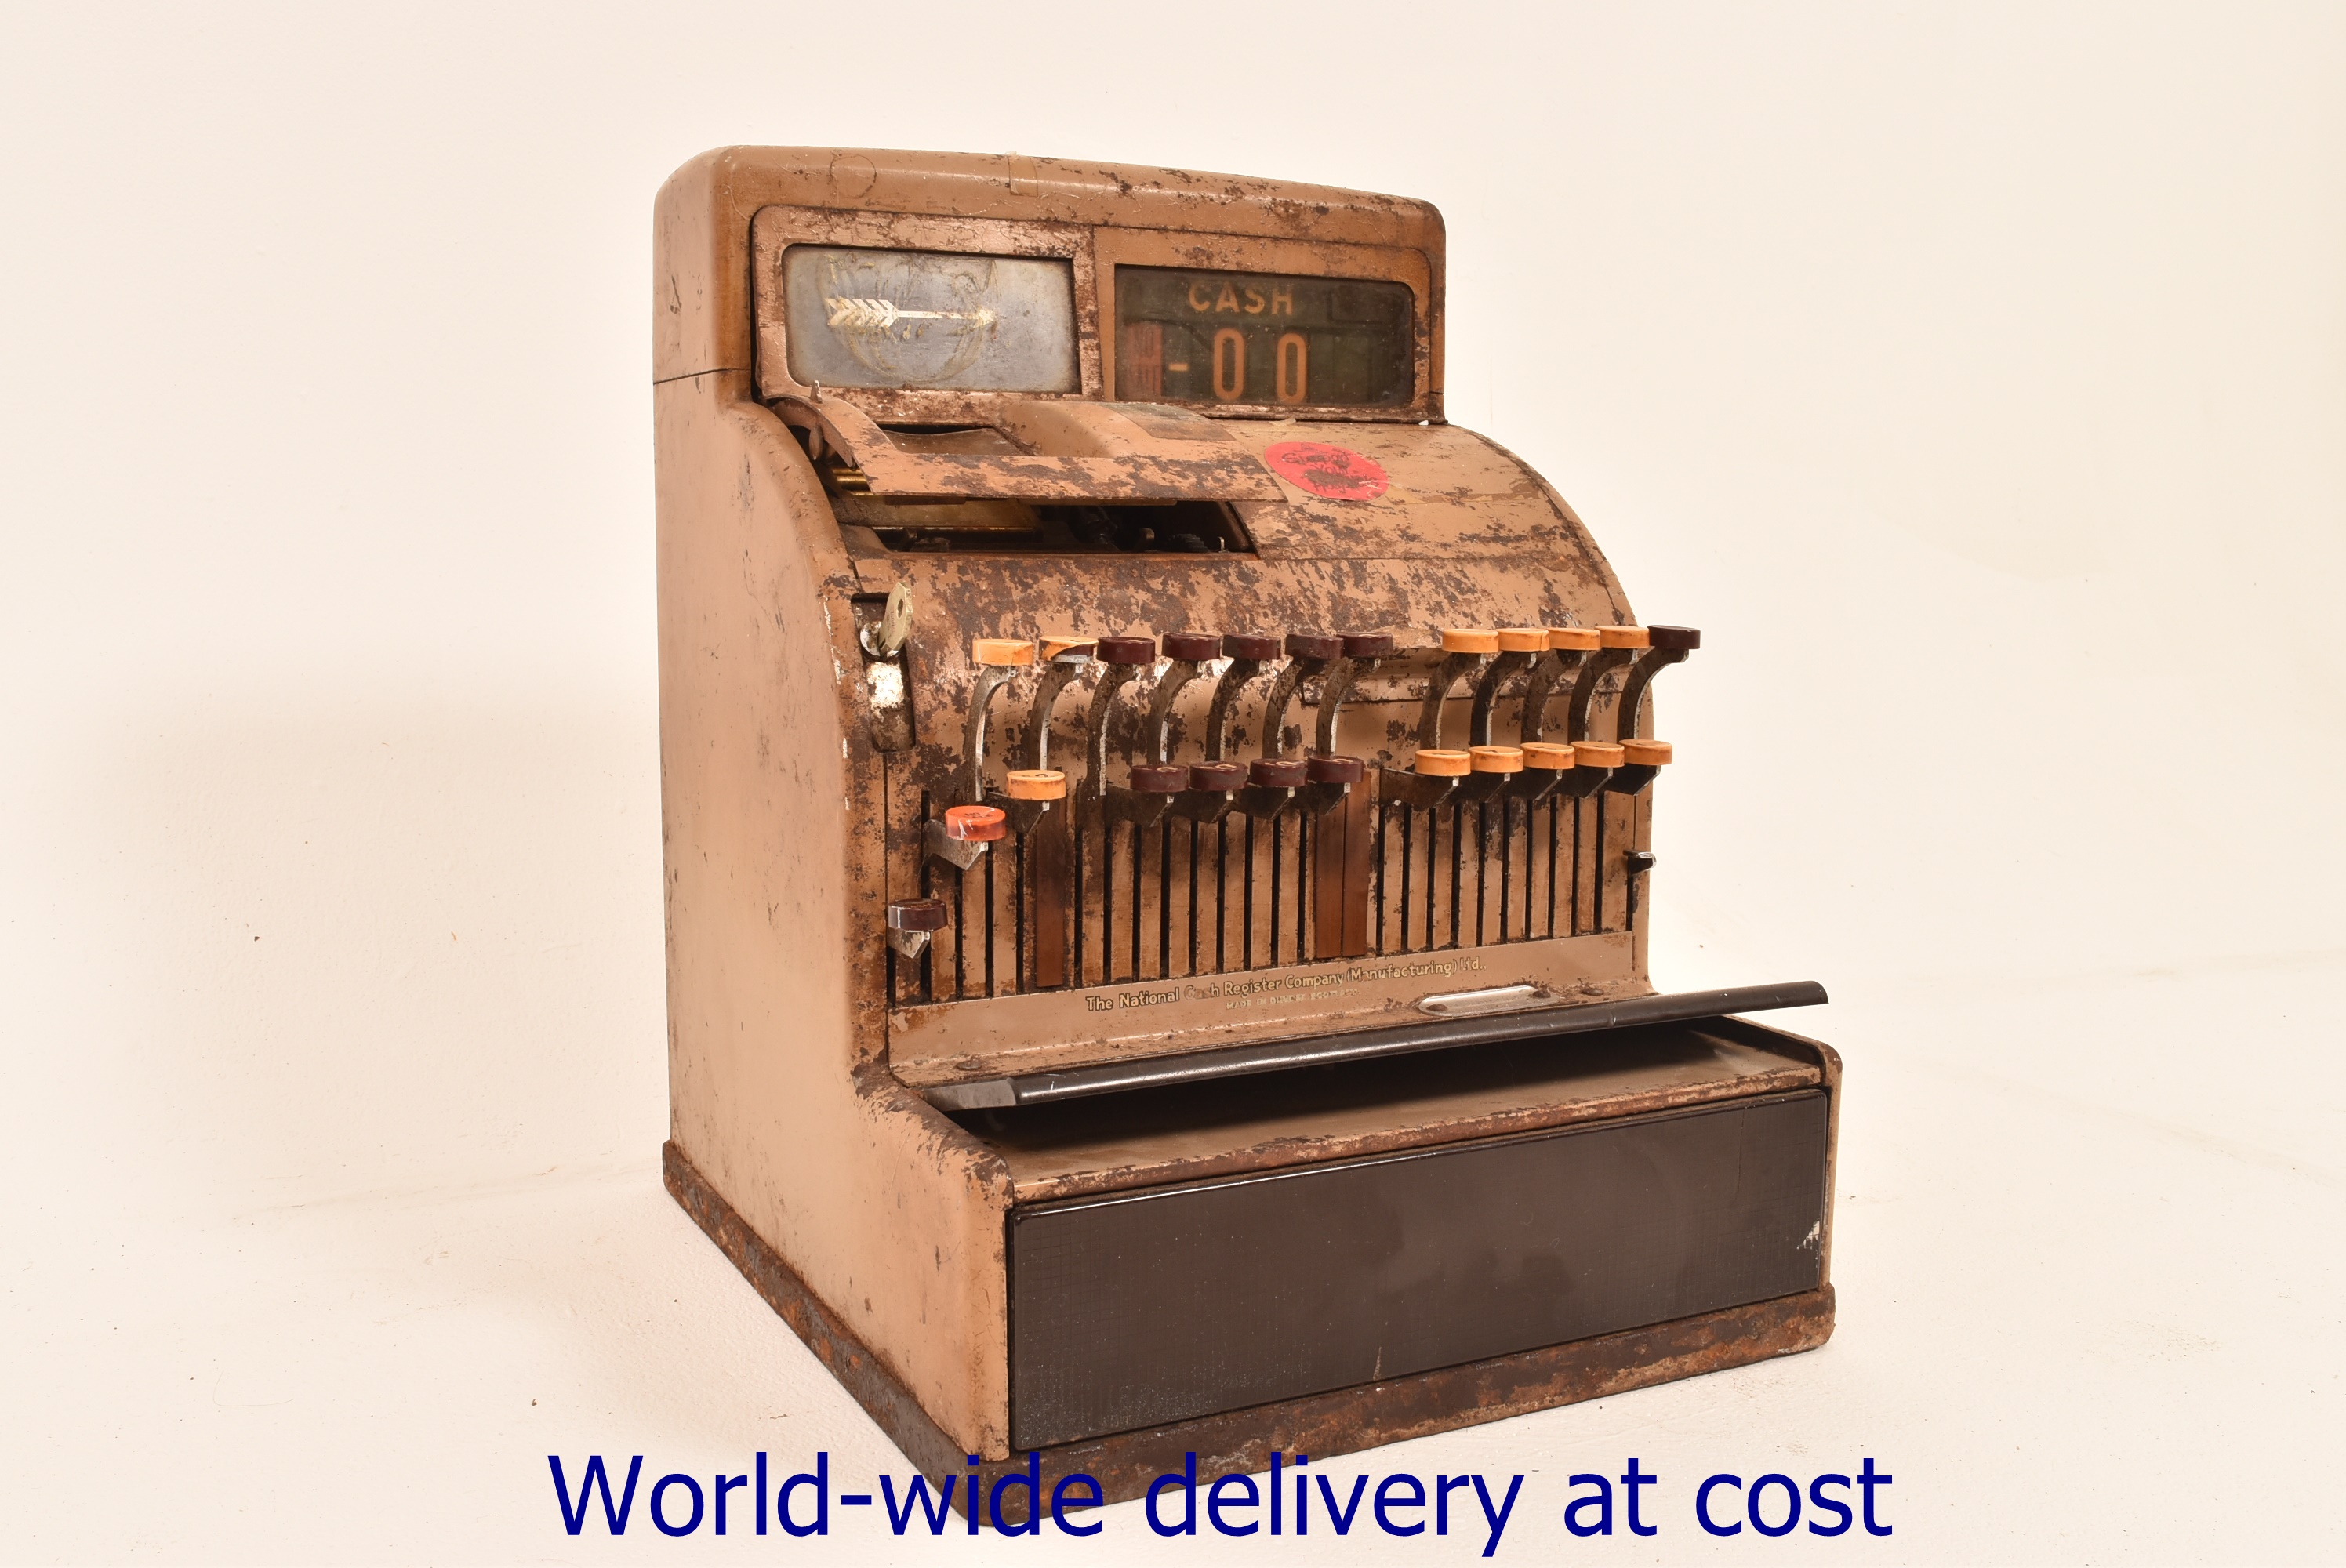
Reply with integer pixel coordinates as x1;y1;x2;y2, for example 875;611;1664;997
1189;760;1247;792
1095;635;1157;665
885;898;949;932
1128;763;1189;794
1249;757;1309;789
1160;631;1222;662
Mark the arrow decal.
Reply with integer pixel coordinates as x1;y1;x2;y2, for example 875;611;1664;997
824;296;1000;331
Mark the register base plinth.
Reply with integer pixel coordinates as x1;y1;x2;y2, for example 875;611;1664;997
663;1140;1835;1522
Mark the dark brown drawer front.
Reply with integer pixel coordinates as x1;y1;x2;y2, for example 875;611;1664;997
1008;1092;1828;1450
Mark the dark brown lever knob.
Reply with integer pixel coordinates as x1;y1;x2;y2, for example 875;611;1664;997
1129;763;1188;794
883;895;950;960
1306;755;1364;784
1189;760;1248;792
1222;633;1282;660
1095;635;1157;664
1160;631;1222;662
1249;757;1308;788
886;898;949;932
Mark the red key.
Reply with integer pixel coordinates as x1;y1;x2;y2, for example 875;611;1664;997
943;804;1008;842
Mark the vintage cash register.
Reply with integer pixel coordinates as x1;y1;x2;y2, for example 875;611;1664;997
654;147;1841;1507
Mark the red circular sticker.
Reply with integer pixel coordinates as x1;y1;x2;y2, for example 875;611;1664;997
1264;441;1389;501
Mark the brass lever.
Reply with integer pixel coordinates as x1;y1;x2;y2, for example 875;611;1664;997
1565;625;1647;742
1245;633;1338;821
1261;633;1341;760
1298;632;1391;817
929;638;1031;869
1458;630;1546;808
1416;628;1497;750
1469;628;1548;746
1080;636;1157;806
1188;633;1280;822
1204;633;1280;760
1385;629;1494;810
1519;625;1599;745
959;637;1033;806
1020;637;1095;774
1146;633;1222;764
1611;626;1700;742
1315;632;1394;754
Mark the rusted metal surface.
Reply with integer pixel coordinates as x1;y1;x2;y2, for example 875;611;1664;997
835;392;1654;1084
771;384;1288;503
887;935;1644;1086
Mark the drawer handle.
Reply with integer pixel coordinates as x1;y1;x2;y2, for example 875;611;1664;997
1416;983;1555;1018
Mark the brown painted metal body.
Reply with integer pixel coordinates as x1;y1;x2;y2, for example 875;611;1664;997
655;147;1839;1500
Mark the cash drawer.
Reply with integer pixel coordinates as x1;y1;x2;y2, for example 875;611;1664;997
1008;1090;1828;1450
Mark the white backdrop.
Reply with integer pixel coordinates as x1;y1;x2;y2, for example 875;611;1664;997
3;3;2341;1562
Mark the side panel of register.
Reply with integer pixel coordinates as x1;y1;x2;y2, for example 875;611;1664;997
1007;1092;1829;1451
656;368;1018;1452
